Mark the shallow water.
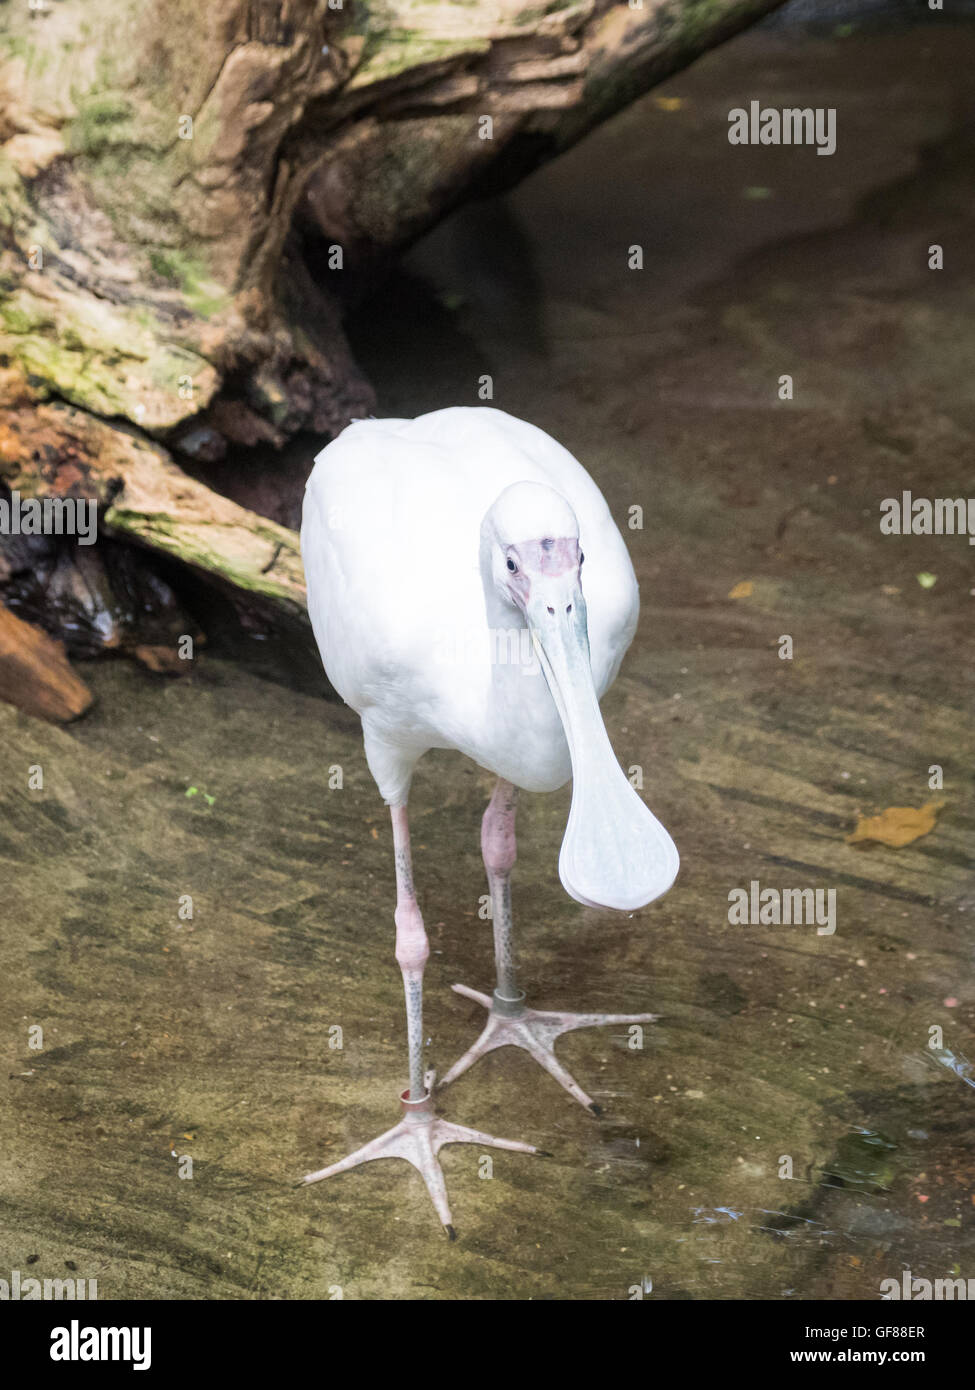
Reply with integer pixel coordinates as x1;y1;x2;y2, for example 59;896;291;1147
2;19;974;1298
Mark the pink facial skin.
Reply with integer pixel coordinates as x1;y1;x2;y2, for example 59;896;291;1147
504;536;581;608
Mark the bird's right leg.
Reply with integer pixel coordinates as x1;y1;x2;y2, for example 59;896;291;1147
390;803;430;1101
439;778;659;1113
300;800;542;1237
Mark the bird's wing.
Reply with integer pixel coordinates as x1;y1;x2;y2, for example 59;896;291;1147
301;418;486;718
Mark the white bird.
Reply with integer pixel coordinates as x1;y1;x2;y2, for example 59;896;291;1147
299;406;679;1236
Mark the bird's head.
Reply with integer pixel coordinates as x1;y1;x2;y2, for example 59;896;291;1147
485;481;585;626
482;482;679;913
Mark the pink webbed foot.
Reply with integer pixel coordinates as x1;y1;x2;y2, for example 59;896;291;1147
299;1071;545;1238
438;985;659;1114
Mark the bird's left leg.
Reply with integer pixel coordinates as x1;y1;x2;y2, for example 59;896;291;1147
438;777;660;1115
300;801;543;1237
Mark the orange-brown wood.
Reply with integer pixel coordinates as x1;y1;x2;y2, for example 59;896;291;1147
0;605;92;723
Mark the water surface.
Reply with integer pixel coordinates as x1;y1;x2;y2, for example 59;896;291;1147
2;17;973;1299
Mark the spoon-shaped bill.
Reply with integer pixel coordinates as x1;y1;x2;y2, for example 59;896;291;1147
528;590;679;911
559;757;680;911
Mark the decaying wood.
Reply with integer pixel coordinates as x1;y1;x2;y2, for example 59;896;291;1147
0;602;92;722
0;0;786;624
0;400;306;623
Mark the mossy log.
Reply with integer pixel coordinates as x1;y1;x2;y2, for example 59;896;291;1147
0;0;785;624
0;397;306;622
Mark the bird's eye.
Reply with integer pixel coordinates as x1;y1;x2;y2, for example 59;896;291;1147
506;558;517;573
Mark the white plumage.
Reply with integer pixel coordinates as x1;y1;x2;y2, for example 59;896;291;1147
302;406;677;908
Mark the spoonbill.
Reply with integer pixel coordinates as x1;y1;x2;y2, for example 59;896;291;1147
299;406;679;1235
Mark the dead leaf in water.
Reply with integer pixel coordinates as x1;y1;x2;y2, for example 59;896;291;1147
847;802;940;848
728;581;754;599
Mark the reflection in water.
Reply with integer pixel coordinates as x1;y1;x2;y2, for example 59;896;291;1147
925;1047;975;1090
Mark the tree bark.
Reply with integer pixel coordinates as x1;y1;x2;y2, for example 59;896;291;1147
0;0;785;629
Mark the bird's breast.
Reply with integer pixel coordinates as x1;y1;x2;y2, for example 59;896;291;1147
467;660;573;793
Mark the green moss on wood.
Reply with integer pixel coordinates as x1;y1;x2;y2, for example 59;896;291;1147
349;31;490;89
104;506;307;619
0;284;218;427
147;248;229;319
68;95;136;156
